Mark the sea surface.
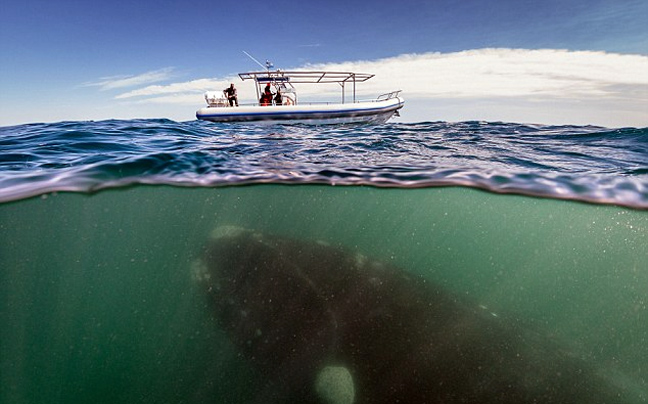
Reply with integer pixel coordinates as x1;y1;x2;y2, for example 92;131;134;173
1;119;647;403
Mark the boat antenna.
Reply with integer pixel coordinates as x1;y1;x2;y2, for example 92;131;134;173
242;51;269;71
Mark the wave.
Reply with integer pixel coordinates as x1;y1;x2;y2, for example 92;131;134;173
0;119;646;208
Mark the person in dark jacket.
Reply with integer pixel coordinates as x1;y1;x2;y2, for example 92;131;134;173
223;83;238;106
274;89;283;106
264;83;273;98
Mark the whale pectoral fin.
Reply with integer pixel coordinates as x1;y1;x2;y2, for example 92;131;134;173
315;366;355;404
190;259;209;282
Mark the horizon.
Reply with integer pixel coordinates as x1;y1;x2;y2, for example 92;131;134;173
1;0;647;128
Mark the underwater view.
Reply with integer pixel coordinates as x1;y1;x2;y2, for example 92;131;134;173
1;120;647;403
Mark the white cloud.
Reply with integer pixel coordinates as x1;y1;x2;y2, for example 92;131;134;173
114;77;260;107
91;49;648;127
125;93;208;105
83;67;175;90
301;49;648;100
115;78;224;99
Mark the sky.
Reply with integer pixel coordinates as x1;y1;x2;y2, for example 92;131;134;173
1;0;647;127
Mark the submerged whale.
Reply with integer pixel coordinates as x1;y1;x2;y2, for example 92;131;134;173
195;226;632;404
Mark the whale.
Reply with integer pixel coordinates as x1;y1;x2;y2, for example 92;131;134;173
194;226;634;404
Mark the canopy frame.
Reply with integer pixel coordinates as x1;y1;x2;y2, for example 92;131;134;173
238;70;375;104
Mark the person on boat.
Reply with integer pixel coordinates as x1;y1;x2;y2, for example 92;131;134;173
260;92;271;106
223;83;238;107
260;83;274;106
274;89;283;106
264;83;273;99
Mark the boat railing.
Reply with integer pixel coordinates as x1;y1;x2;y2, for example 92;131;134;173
206;101;336;108
376;90;402;101
205;94;402;108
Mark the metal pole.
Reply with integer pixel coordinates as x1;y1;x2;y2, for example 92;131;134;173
242;51;266;70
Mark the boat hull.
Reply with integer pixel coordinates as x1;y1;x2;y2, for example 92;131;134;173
196;97;404;125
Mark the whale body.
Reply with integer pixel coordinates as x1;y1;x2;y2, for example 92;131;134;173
196;226;632;404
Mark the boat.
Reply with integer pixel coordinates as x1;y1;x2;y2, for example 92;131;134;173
196;69;404;125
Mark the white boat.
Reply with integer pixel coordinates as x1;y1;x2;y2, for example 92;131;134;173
196;70;404;125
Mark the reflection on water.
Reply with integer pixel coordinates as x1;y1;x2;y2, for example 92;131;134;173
1;185;646;403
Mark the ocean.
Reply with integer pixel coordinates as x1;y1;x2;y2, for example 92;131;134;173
1;119;646;403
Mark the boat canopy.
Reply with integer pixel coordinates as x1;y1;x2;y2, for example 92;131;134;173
238;71;374;83
238;70;375;103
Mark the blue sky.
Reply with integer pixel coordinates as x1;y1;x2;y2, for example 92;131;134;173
1;0;647;127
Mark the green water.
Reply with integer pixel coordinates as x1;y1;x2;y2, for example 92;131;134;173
1;185;646;403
